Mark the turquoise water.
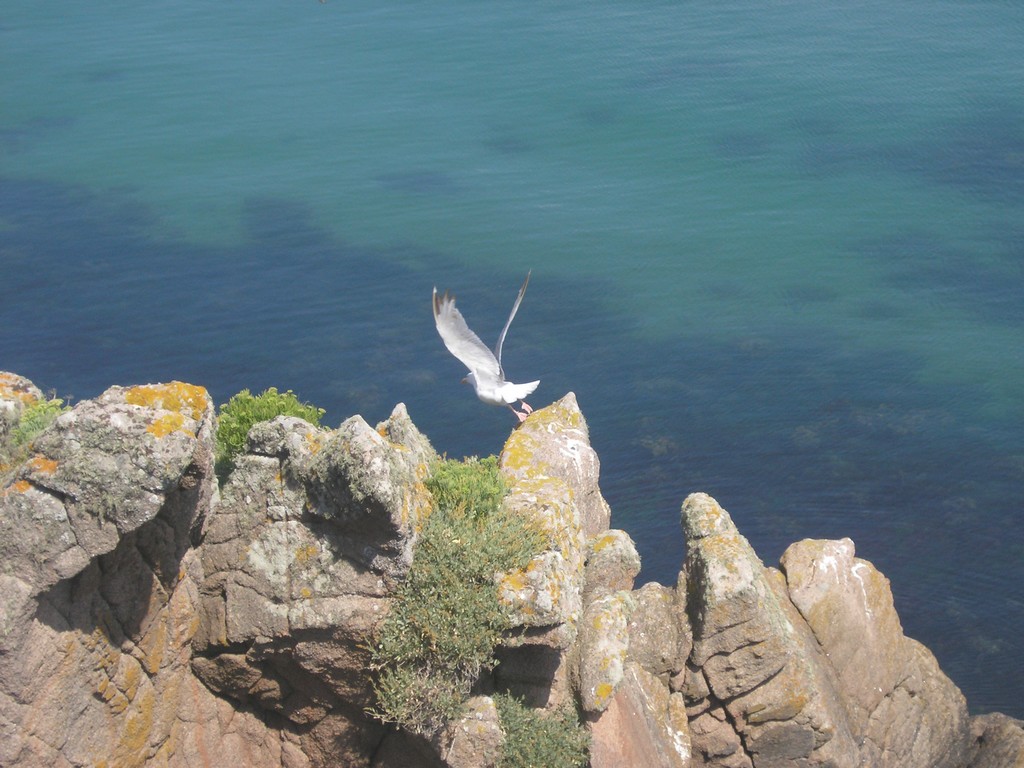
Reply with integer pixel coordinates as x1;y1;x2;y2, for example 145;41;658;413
2;1;1022;716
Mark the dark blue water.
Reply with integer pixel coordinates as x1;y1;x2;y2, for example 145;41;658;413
2;1;1022;716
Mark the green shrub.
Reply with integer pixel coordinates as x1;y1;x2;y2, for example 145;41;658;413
0;395;69;480
425;454;506;520
9;397;69;449
215;387;325;479
371;455;545;736
494;694;590;768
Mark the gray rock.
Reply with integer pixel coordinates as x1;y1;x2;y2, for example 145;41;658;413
499;392;611;537
682;492;858;767
434;696;504;768
490;395;606;713
0;382;293;768
495;475;584;635
195;408;424;765
0;371;44;453
5;375;1021;768
576;591;636;713
781;537;972;768
376;402;437;472
303;410;434;581
582;529;642;605
627;581;691;681
372;732;445;768
1;382;214;614
967;713;1024;768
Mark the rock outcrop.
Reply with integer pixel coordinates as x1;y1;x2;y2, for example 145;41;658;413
1;372;1022;768
680;493;973;767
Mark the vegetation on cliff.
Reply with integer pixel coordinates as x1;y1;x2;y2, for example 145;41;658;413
494;693;589;768
371;456;537;731
214;387;325;479
371;455;587;765
0;394;69;477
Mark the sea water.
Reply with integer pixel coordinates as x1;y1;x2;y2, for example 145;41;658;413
2;0;1022;716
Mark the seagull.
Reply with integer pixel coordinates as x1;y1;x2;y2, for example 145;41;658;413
432;272;539;422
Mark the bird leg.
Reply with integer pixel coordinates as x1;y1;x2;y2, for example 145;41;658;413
520;401;534;414
508;404;530;423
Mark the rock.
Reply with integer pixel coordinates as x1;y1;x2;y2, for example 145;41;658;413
968;713;1024;768
1;382;214;612
576;591;636;713
303;409;435;582
588;663;691;768
197;416;393;647
687;703;751;768
500;392;611;537
433;696;504;768
781;537;972;768
582;529;642;605
0;382;293;767
627;581;691;681
681;492;858;767
0;371;44;455
490;396;601;713
376;402;438;472
372;732;445;768
492;641;573;710
3;374;1020;768
195;408;431;765
496;475;584;634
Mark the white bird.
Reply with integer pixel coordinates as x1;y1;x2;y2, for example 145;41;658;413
432;272;539;422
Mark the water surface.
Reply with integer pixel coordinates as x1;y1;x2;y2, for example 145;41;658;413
2;1;1022;716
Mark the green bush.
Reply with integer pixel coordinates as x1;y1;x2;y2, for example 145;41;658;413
1;395;69;479
9;397;69;449
494;694;590;768
425;454;506;520
215;387;325;479
371;455;545;736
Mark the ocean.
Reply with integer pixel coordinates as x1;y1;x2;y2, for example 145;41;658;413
2;1;1022;717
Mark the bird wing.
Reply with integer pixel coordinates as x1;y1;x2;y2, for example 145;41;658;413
433;287;501;381
494;271;530;373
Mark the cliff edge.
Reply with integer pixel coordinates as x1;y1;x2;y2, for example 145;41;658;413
1;373;1022;767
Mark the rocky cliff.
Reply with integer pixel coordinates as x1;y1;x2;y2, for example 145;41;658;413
1;372;1022;768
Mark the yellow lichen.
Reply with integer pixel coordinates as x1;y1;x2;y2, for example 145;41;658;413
500;570;528;592
403;478;433;531
591;532;620;554
138;616;168;676
594;682;614;705
9;479;31;494
294;544;319;564
527;402;582;430
124;382;207;421
0;372;40;406
146;412;190;438
122;661;142;703
114;685;155;763
500;433;538;472
305;431;323;454
28;455;59;475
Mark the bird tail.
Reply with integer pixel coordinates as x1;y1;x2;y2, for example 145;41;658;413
502;380;540;404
